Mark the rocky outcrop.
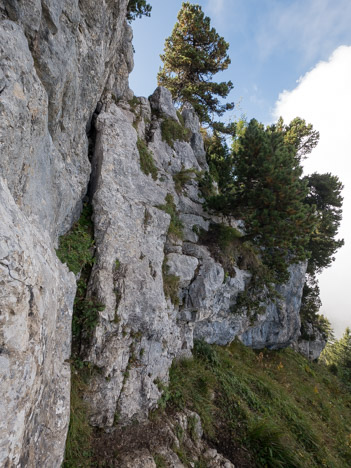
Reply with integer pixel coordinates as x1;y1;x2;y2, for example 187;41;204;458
0;1;311;464
0;0;133;239
0;0;133;465
293;323;327;361
0;178;75;467
81;87;308;427
98;410;235;468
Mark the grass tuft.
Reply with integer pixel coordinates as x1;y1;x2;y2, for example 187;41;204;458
162;259;180;305
137;137;158;180
157;193;184;240
161;117;191;149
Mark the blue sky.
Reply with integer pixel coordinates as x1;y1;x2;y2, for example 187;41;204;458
130;0;351;336
130;0;351;123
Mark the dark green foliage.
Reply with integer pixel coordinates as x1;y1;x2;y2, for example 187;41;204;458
208;119;315;282
278;116;320;162
72;276;105;352
163;340;351;467
161;117;191;149
322;328;351;390
299;173;343;340
162;259;180;305
304;172;344;275
56;204;94;275
126;0;151;22
158;2;234;127
299;274;332;340
204;131;235;193
137;137;158;180
173;167;196;193
157;193;183;240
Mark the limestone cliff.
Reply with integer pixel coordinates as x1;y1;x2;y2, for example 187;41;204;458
0;2;318;466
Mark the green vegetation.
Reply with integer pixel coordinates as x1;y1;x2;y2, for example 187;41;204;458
173;167;196;193
126;0;151;22
57;205;105;467
157;193;183;240
153;453;167;468
162;340;351;467
62;371;93;468
56;204;95;276
161;117;191;149
322;327;351;391
207;119;316;284
137;137;158;180
158;2;234;130
162;259;180;305
200;118;343;326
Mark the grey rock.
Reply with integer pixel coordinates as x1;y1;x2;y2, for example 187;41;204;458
293;323;327;360
166;253;199;288
149;86;178;121
0;0;133;238
240;262;307;349
0;178;75;467
182;106;207;169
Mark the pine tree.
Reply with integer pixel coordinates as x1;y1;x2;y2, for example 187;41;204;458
207;119;315;281
304;172;344;274
127;0;151;22
157;2;234;127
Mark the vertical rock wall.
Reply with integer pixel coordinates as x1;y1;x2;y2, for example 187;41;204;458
0;0;133;465
0;1;311;464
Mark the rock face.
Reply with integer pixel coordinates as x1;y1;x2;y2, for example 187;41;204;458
293;323;327;361
82;87;308;427
0;178;75;467
0;0;133;465
0;0;133;238
0;1;312;465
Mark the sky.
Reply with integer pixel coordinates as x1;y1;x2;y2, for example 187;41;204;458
129;0;351;337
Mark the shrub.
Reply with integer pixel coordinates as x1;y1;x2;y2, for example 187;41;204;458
56;204;94;275
137;138;158;180
173;167;197;194
137;137;158;180
161;117;191;149
157;193;183;240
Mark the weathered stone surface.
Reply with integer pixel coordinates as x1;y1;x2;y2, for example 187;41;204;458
182;106;207;167
0;178;75;467
0;4;311;463
85;103;185;425
149;86;179;121
293;323;327;360
0;0;133;238
240;262;307;349
166;253;199;288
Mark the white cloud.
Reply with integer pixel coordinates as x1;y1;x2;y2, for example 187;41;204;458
273;45;351;337
257;0;351;63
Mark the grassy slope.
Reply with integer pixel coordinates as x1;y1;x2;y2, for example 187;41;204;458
164;340;351;468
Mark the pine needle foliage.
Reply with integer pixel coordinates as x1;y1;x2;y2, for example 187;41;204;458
207;119;316;282
127;0;151;22
158;2;234;127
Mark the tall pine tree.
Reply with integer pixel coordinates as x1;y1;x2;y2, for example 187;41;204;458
157;2;234;128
